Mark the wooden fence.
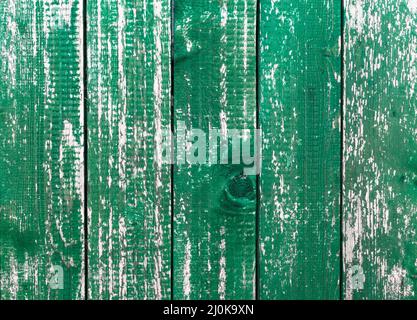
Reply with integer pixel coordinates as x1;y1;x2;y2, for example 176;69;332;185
1;0;417;300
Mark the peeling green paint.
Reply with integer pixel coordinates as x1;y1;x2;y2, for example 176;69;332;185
0;0;84;300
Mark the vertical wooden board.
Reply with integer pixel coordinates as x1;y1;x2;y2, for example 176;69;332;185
87;0;171;299
344;0;417;300
173;0;257;299
173;0;256;299
0;0;84;299
259;0;341;299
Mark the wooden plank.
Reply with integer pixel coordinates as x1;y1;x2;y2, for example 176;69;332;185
344;0;417;300
0;0;85;299
87;0;172;299
259;0;341;299
173;0;257;299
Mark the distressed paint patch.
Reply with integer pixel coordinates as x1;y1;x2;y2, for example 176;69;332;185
0;0;84;299
259;0;341;299
407;0;417;13
173;0;257;300
344;0;417;300
87;0;171;299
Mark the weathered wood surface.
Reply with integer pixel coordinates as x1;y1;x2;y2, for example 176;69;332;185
259;0;341;299
173;0;257;299
87;0;172;299
0;0;85;299
2;0;417;301
344;0;417;300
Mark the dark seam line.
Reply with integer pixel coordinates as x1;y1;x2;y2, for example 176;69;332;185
255;0;261;301
170;0;175;301
340;0;345;301
83;0;89;301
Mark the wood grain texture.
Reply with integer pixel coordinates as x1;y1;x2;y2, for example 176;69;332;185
173;0;257;299
344;0;417;300
3;0;417;302
87;0;172;299
259;0;341;299
0;0;85;299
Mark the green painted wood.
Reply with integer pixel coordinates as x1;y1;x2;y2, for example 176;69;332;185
0;0;85;299
87;0;172;299
173;0;257;299
344;0;417;300
259;0;341;299
2;0;417;302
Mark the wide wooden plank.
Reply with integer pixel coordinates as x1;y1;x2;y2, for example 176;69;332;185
259;0;341;299
344;0;417;300
0;0;85;299
173;0;257;299
87;0;172;299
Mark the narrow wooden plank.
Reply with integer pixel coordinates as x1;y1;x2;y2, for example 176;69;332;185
259;0;341;299
344;0;417;300
173;0;257;299
87;0;172;299
0;0;85;299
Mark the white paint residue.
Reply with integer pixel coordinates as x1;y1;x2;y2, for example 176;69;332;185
32;0;37;57
108;207;114;298
153;194;163;298
344;191;364;300
117;0;127;192
220;110;228;136
220;3;228;27
61;0;76;27
218;227;227;300
347;0;365;34
4;0;17;87
207;231;212;272
408;0;417;13
9;255;19;299
60;120;83;197
153;0;164;187
118;216;127;298
45;0;75;31
385;265;414;299
98;214;103;298
97;0;103;131
219;61;228;119
153;250;163;299
242;0;248;71
183;238;192;299
186;39;193;52
152;0;165;299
